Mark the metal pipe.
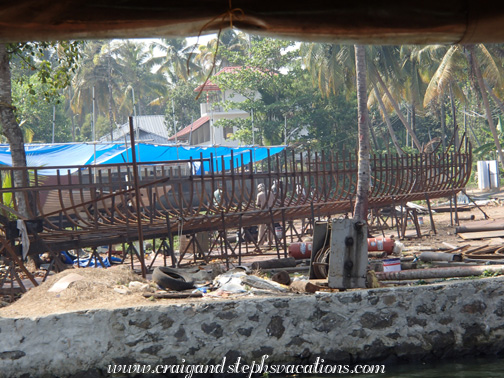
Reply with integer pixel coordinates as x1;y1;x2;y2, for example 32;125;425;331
128;116;146;278
419;252;463;262
376;265;504;281
51;105;56;144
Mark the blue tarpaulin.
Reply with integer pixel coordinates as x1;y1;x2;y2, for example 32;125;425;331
101;144;286;172
74;255;122;268
0;143;285;174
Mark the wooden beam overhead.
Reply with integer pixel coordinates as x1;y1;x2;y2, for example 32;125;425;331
0;1;502;44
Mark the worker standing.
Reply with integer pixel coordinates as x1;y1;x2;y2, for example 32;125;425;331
213;183;223;208
256;183;274;247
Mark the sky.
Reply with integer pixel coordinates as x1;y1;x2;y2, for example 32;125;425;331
130;34;217;57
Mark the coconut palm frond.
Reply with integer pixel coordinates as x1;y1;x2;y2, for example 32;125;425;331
423;45;458;107
478;44;502;86
451;83;468;106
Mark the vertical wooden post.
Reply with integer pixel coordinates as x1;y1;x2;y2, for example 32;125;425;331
128;116;146;278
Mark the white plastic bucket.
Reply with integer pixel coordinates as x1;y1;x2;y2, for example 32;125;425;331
275;226;283;239
383;258;401;272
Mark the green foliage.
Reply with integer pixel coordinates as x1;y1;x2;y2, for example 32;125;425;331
11;75;71;143
164;79;201;134
0;164;46;219
6;36;504;159
481;269;502;277
78;114;111;141
1;172;13;218
5;41;82;144
473;127;502;160
10;41;82;101
211;38;358;147
210;38;297;145
214;118;250;142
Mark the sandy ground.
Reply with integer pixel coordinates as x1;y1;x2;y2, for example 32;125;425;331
397;188;504;250
2;188;504;319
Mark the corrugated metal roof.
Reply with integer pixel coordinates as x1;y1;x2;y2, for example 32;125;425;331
100;115;169;142
168;116;210;141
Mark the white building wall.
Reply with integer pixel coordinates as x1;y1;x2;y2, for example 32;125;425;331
198;89;260;146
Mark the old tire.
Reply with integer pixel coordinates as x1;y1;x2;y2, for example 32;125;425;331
152;266;195;291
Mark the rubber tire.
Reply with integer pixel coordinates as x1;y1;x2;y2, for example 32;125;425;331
152;266;195;291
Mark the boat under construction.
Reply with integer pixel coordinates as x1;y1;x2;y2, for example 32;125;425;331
0;133;472;286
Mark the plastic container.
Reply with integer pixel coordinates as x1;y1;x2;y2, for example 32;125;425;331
367;237;395;253
288;242;312;259
275;226;283;239
383;258;401;272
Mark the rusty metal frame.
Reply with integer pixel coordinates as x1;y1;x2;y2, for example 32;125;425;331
0;136;472;278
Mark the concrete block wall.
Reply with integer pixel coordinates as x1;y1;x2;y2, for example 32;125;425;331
2;277;504;377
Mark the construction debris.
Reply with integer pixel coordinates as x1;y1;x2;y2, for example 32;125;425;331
376;265;504;281
419;252;463;262
458;230;504;240
289;280;319;293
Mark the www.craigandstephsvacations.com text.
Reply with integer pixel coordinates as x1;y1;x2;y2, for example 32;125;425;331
107;355;386;377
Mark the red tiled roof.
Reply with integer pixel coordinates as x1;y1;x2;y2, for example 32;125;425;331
194;66;242;92
168;116;210;141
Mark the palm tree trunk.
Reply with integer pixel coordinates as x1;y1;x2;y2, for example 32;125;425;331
440;96;446;150
369;118;379;151
374;71;422;150
108;49;115;141
411;103;416;148
467;45;504;172
0;43;28;217
449;83;459;147
467;118;482;148
485;80;504;116
353;45;370;222
372;82;403;155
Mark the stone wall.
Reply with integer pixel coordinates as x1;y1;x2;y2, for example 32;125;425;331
2;277;504;377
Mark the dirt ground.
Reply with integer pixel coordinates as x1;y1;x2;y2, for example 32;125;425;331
1;188;504;319
397;189;504;250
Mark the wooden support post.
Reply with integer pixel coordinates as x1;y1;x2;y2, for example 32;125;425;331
424;194;437;235
270;209;281;259
166;215;176;267
220;212;229;269
238;214;242;266
128;116;146;278
454;194;459;226
0;238;38;287
281;208;287;258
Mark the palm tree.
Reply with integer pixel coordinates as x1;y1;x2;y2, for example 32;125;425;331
302;43;423;151
301;42;371;219
353;44;370;222
194;30;249;78
466;44;504;169
422;45;467;148
0;44;28;215
301;43;354;97
113;41;166;119
146;38;200;84
399;45;432;148
70;41;122;131
369;81;403;155
367;46;422;150
424;44;504;169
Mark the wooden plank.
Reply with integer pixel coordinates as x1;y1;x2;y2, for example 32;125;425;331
458;230;504;240
142;291;203;299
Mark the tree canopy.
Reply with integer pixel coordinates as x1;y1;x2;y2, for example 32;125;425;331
1;34;504;162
